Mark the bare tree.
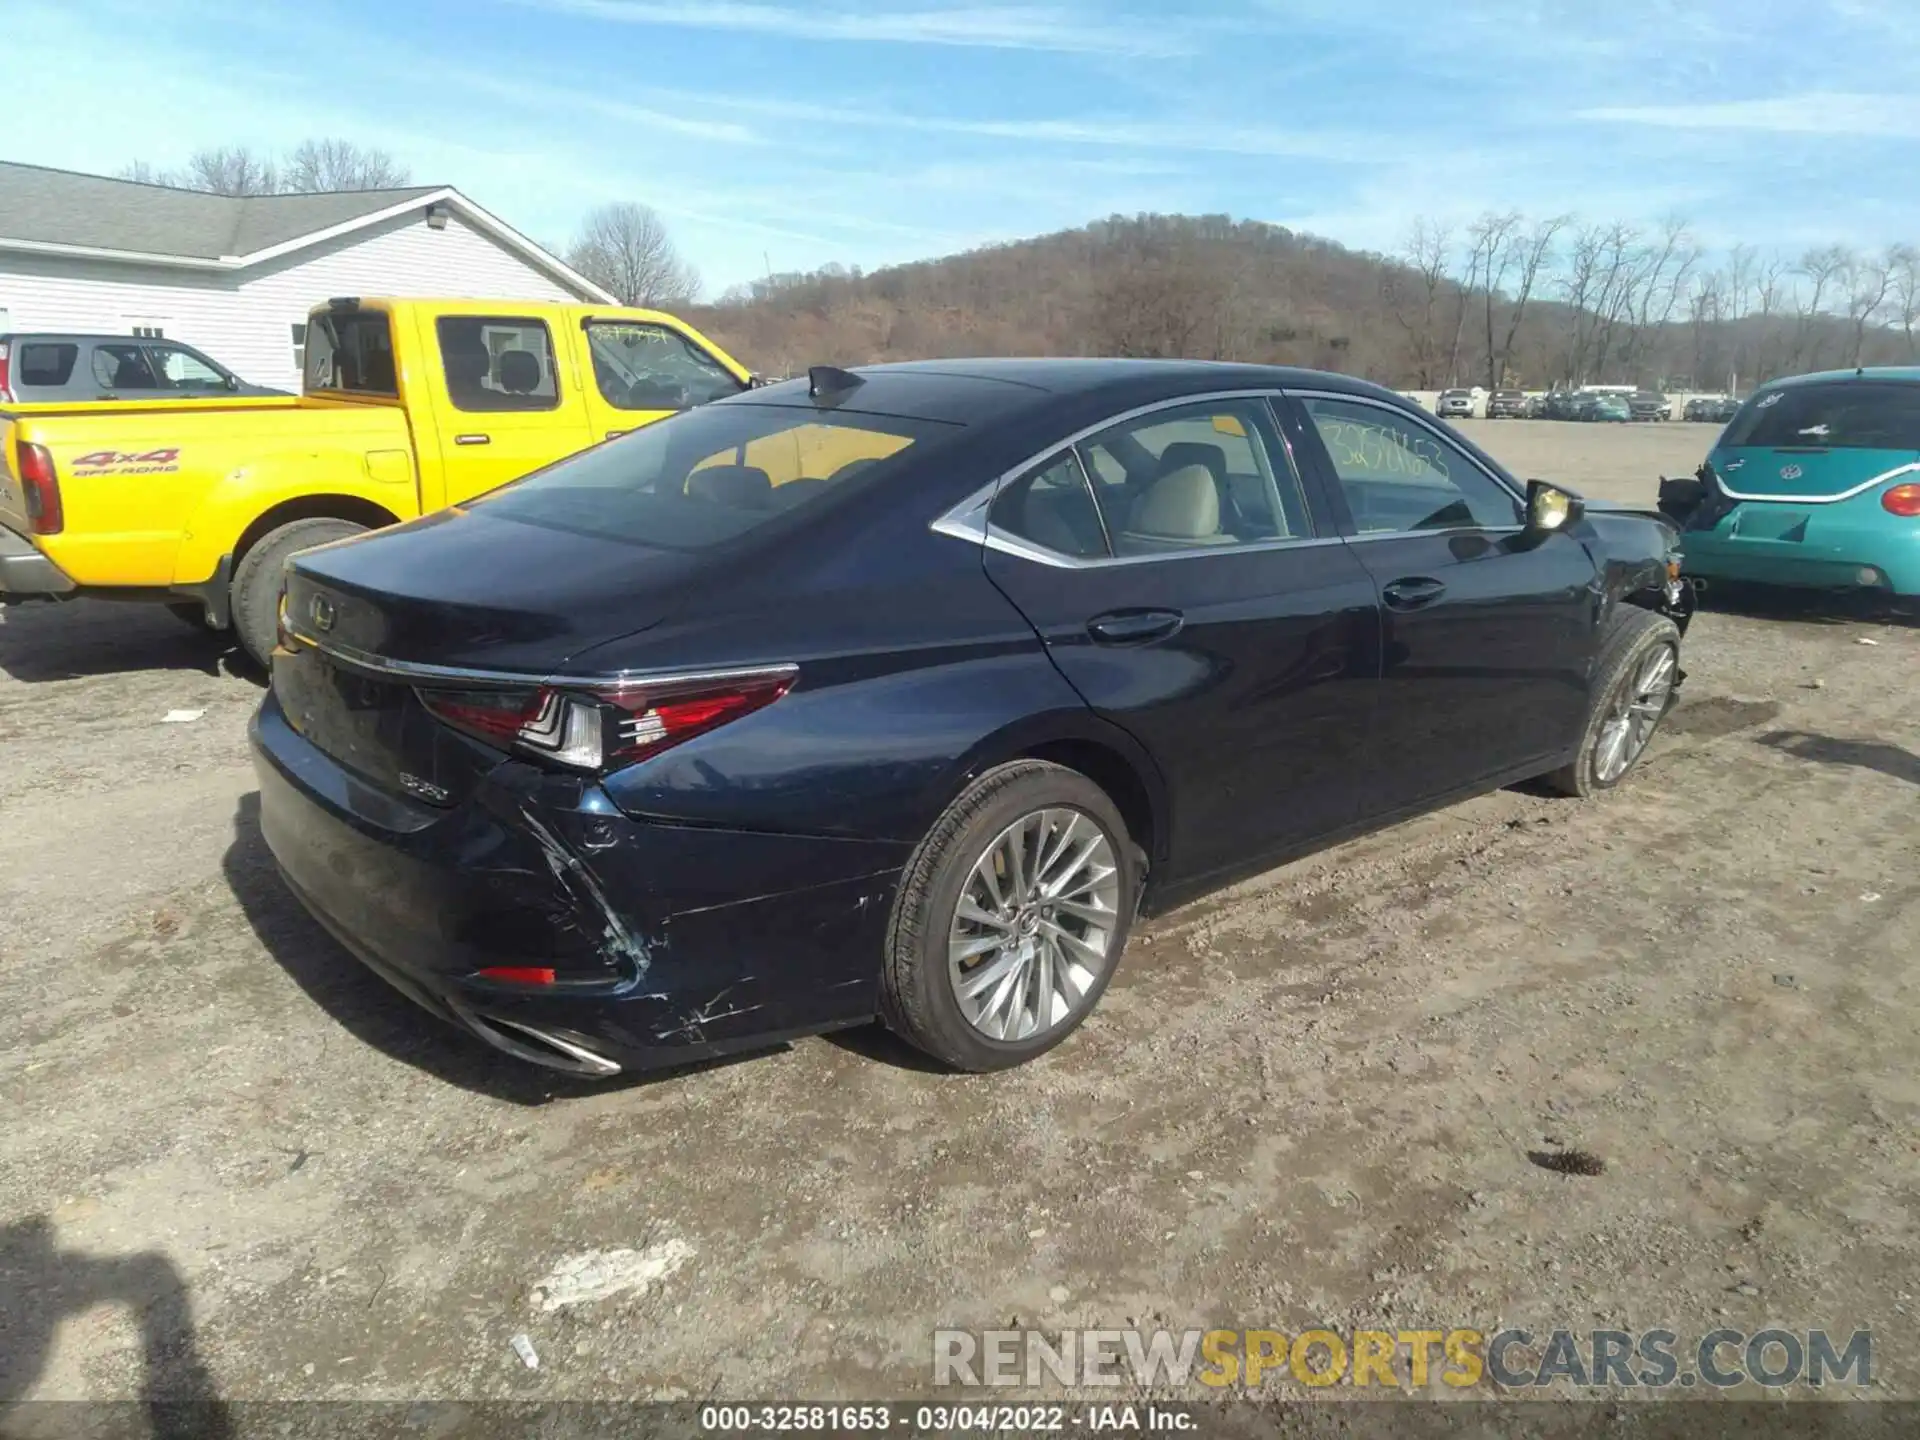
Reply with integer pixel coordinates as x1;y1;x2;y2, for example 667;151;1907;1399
1467;211;1522;389
284;139;410;192
1381;218;1453;387
566;203;702;307
1790;244;1850;370
182;147;281;196
1493;213;1565;386
1891;245;1920;360
1840;248;1894;365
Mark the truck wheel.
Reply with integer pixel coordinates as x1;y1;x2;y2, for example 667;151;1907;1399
231;518;368;668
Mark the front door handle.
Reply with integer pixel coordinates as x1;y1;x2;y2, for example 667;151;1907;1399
1087;609;1184;646
1382;576;1447;611
454;433;491;446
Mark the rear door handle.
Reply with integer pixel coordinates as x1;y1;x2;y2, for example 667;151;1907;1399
1087;609;1183;645
454;433;491;446
1382;577;1447;611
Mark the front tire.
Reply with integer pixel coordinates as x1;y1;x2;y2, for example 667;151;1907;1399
880;761;1140;1071
1545;608;1681;797
230;517;368;667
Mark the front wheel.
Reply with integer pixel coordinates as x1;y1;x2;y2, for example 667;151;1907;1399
1545;608;1681;797
880;761;1140;1071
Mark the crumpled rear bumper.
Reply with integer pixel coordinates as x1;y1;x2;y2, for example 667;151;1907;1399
250;695;908;1074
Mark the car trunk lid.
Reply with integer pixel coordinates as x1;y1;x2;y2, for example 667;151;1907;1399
276;506;702;805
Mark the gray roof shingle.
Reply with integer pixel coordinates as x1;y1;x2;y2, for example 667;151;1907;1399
0;160;442;261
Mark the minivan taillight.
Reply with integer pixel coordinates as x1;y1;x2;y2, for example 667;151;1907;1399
417;667;797;774
15;440;62;534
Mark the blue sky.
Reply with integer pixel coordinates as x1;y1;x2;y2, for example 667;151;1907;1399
8;0;1917;295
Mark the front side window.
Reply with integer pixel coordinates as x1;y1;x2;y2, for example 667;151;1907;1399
475;402;952;550
1076;400;1309;557
585;322;743;411
147;345;227;390
1302;396;1522;533
989;454;1107;559
436;316;559;413
305;311;397;395
16;343;77;387
1722;381;1920;451
91;343;160;391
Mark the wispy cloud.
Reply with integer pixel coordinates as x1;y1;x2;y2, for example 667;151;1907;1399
509;0;1187;56
1578;91;1920;139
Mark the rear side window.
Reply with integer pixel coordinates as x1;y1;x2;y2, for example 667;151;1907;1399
586;322;743;411
1723;381;1920;450
91;343;160;390
475;402;953;549
989;454;1107;559
17;343;77;387
305;311;398;395
437;316;559;413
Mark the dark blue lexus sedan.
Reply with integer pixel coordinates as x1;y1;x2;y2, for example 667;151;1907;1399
253;359;1692;1076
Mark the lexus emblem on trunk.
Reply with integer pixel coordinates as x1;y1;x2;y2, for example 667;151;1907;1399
1779;464;1804;480
310;594;337;632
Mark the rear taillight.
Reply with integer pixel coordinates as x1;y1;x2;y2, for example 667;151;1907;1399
15;441;62;534
0;342;12;402
417;667;796;774
1882;483;1920;518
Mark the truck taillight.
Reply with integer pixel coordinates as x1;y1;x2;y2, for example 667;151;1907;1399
416;667;797;774
1882;483;1920;518
0;343;12;403
15;441;62;535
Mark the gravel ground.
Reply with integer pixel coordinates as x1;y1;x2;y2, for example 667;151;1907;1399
2;420;1916;1410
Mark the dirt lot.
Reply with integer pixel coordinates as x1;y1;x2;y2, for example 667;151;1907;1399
3;420;1917;1408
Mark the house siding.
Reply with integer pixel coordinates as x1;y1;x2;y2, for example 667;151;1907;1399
0;212;587;392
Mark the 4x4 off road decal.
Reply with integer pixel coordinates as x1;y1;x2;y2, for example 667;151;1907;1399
70;448;181;475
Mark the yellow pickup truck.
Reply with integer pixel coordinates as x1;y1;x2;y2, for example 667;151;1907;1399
0;297;753;662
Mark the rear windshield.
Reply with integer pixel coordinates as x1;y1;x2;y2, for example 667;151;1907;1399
1723;380;1920;450
474;402;956;549
16;342;78;387
304;310;398;395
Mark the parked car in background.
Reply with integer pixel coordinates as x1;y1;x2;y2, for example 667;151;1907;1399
0;298;755;663
1584;394;1633;423
0;332;284;403
1662;367;1920;605
254;358;1692;1077
1436;389;1475;418
1630;391;1671;422
1541;391;1581;420
1486;389;1527;419
1683;397;1720;422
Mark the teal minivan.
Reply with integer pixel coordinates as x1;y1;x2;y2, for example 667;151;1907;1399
1671;368;1920;600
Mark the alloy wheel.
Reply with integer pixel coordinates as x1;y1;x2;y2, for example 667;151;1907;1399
946;807;1121;1042
1595;643;1677;783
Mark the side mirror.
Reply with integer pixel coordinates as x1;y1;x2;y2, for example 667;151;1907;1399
746;372;768;389
1525;479;1584;534
224;374;240;391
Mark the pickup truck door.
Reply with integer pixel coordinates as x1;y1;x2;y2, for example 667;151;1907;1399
419;311;595;508
574;318;749;444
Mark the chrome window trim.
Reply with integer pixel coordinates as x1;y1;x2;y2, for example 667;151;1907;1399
928;388;1338;570
1286;387;1528;512
283;629;799;694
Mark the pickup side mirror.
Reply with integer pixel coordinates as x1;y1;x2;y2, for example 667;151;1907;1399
1525;479;1584;534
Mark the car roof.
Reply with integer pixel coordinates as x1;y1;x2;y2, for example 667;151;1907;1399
0;332;183;343
732;357;1408;427
1757;366;1920;391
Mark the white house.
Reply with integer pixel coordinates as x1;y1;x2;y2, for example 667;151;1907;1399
0;160;614;391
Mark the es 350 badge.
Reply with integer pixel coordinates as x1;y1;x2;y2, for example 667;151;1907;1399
70;448;181;475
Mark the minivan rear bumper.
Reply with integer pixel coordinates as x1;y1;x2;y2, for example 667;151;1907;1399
0;524;75;599
250;695;906;1074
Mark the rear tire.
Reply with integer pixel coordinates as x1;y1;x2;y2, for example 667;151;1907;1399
880;760;1140;1072
230;517;368;667
1545;607;1681;798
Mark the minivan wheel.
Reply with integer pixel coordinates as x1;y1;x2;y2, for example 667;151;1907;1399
230;517;368;668
881;760;1139;1071
1545;608;1681;798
